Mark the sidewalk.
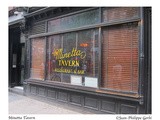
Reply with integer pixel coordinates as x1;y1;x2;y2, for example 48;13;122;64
9;91;83;114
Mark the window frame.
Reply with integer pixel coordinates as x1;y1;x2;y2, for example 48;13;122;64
27;7;143;98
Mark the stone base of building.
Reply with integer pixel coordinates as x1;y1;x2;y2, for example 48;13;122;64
24;83;146;114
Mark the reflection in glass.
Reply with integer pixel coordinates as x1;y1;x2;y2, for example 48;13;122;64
77;29;99;77
48;9;99;32
46;35;62;81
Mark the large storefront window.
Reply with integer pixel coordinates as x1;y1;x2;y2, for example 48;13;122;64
102;22;139;92
46;29;99;87
29;7;141;94
30;37;45;80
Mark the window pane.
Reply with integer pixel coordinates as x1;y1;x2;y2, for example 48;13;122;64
30;38;45;80
46;35;62;81
102;22;139;92
102;7;140;22
77;29;99;77
48;9;99;32
46;29;99;87
61;32;77;83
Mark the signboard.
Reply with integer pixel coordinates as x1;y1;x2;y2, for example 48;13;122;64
71;75;82;85
52;48;86;75
84;77;98;88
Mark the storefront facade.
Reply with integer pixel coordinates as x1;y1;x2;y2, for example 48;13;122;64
23;7;151;114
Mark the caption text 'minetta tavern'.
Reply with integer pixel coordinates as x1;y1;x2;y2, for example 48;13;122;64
9;116;35;120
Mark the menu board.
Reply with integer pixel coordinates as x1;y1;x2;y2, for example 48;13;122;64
71;75;82;86
85;77;98;88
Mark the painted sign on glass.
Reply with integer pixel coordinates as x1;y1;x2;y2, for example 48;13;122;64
52;48;86;74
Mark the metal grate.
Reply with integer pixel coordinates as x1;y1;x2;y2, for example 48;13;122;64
102;22;139;92
30;22;46;35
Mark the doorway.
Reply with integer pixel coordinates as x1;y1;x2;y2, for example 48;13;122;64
9;27;25;87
